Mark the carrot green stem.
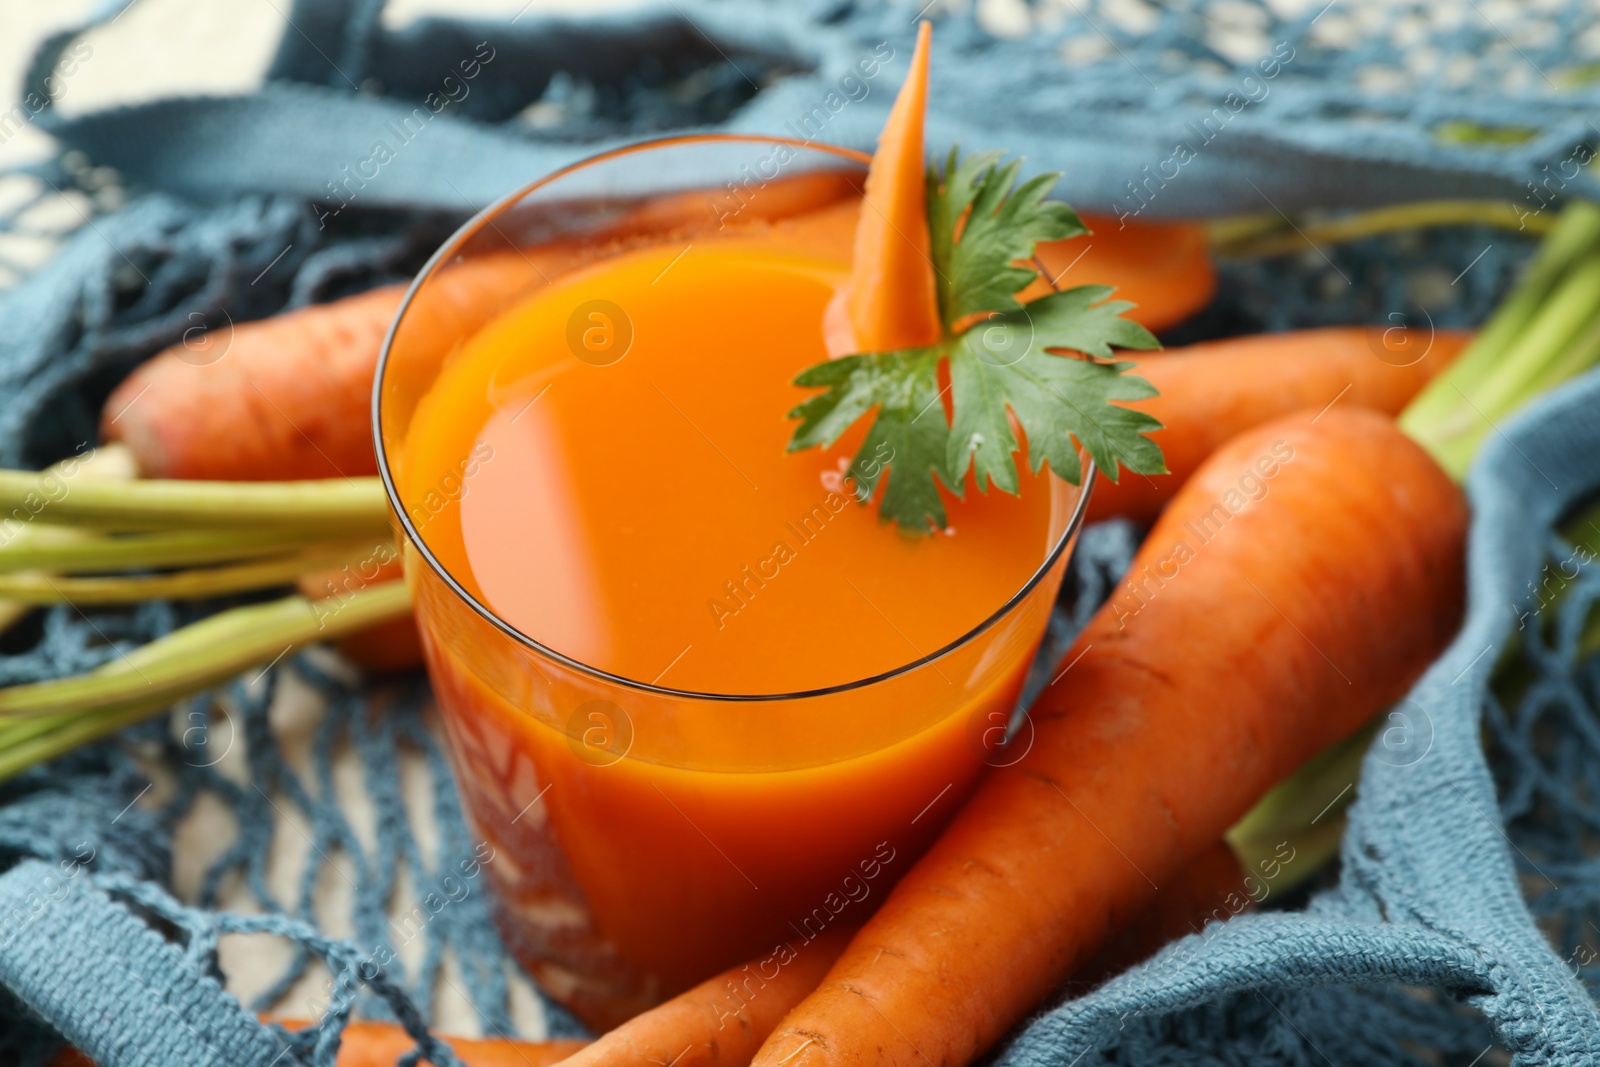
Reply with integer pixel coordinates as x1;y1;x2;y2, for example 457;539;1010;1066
0;580;412;780
0;583;414;782
1399;201;1600;480
0;540;391;604
1209;199;1556;259
1229;817;1347;900
1410;206;1600;415
0;580;411;724
0;470;391;533
1425;252;1600;475
1516;298;1600;410
0;528;338;574
0;444;141;636
0;699;183;782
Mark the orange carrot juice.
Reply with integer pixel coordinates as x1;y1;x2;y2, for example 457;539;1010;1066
382;145;1085;1028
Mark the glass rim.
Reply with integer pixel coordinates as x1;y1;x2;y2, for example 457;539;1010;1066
372;132;1096;703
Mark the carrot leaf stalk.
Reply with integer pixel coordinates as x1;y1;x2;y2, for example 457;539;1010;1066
0;469;391;533
1400;199;1600;478
0;580;412;781
789;25;1163;533
0;527;332;574
0;538;393;605
1206;199;1559;258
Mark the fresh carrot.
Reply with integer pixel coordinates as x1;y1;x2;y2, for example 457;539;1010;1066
100;246;552;482
557;927;853;1067
103;284;402;481
1088;326;1473;524
556;836;1280;1067
752;406;1468;1067
1029;215;1216;333
842;20;941;353
1071;839;1249;988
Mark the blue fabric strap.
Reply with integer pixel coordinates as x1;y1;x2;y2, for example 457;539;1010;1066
23;1;1552;216
1003;913;1495;1058
0;860;291;1067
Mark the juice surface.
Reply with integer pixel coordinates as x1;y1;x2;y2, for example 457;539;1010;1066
403;239;1059;696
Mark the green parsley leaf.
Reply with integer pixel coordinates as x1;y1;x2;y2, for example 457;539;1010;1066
927;147;1087;329
787;148;1166;534
1010;284;1164;358
948;293;1165;494
787;347;955;532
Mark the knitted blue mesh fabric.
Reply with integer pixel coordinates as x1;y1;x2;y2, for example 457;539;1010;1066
2;1;1600;1064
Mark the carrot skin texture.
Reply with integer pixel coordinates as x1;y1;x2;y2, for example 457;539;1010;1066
557;927;852;1067
1088;327;1472;524
101;251;546;482
1071;839;1248;988
1028;215;1216;334
847;20;941;352
753;406;1468;1067
102;286;403;481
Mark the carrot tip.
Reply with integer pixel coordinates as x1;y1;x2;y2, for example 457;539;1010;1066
845;20;942;354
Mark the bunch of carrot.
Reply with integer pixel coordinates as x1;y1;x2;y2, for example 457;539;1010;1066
744;31;1600;1067
23;20;1600;1067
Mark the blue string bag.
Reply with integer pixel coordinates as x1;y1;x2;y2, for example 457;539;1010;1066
1;1;1599;1064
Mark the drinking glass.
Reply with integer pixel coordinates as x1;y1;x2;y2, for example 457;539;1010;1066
374;135;1093;1029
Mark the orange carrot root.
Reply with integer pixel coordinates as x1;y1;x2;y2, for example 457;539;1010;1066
752;405;1467;1067
101;245;550;483
1089;326;1472;524
845;20;941;352
1073;838;1249;988
555;927;852;1067
103;285;405;481
1028;215;1216;333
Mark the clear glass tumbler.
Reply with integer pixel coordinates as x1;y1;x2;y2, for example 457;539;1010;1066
374;135;1092;1029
